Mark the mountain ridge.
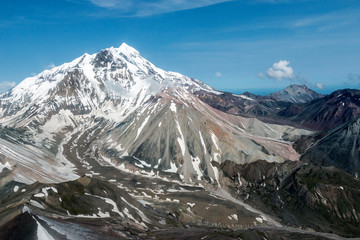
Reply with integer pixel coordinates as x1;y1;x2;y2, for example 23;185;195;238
0;43;216;127
0;43;310;186
301;114;360;177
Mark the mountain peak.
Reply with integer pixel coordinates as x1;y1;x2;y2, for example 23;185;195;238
287;84;307;89
0;43;215;126
105;43;140;57
270;84;323;103
119;42;138;52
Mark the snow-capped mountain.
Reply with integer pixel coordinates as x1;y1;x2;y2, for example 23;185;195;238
0;43;214;127
0;43;309;185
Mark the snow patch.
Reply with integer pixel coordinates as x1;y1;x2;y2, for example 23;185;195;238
164;161;178;173
199;131;207;155
36;218;56;240
175;120;186;156
0;161;12;172
210;131;220;150
170;102;177;113
30;200;45;209
135;115;150;140
191;156;203;180
34;193;45;198
187;203;196;208
233;94;255;101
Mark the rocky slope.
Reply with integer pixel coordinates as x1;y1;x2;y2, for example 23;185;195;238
0;170;355;240
0;171;279;239
194;90;299;128
301;115;360;177
218;160;360;238
197;88;360;131
278;89;360;131
269;84;323;103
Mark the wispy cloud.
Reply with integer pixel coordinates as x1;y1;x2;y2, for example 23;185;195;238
0;16;40;28
316;83;324;89
253;0;298;3
88;0;231;16
0;81;16;93
290;9;360;31
209;7;360;36
215;72;223;77
347;73;360;86
257;72;264;78
47;63;56;69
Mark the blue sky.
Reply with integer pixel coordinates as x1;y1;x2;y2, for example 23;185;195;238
0;0;359;94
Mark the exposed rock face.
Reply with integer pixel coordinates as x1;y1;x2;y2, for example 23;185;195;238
278;89;360;131
301;115;360;177
197;88;360;131
292;131;328;155
269;84;324;103
195;90;289;119
219;160;360;238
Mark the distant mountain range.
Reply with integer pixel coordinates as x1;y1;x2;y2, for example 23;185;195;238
0;44;359;239
197;85;360;131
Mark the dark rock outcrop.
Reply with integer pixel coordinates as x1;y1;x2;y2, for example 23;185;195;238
219;160;360;238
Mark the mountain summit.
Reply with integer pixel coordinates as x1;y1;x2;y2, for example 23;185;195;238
0;43;214;127
269;84;323;103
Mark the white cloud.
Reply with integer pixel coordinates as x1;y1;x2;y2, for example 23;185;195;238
265;60;294;82
316;83;324;89
348;73;360;83
257;72;264;78
254;0;293;3
290;9;360;31
89;0;120;8
89;0;134;9
89;0;231;16
215;72;222;77
262;60;324;90
47;63;56;69
0;81;16;93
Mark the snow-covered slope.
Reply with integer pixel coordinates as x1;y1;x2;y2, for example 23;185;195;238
0;43;311;185
0;43;215;128
94;88;309;182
